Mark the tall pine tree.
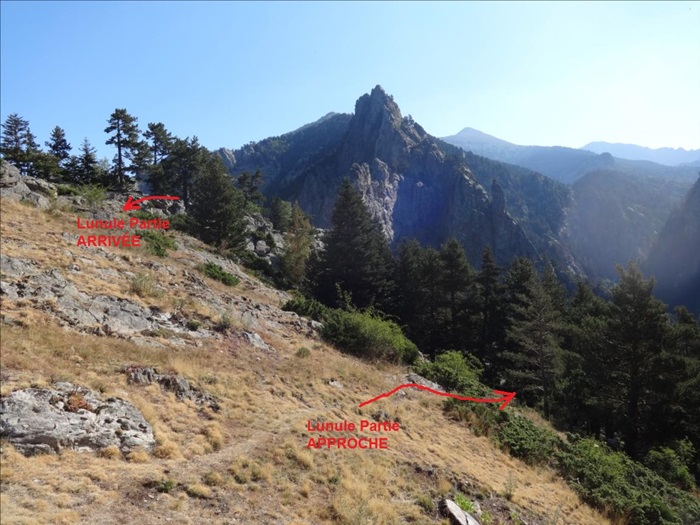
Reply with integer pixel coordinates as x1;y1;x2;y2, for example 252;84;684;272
45;126;72;165
504;276;564;418
438;238;476;351
312;179;393;310
281;202;314;288
476;247;507;381
104;108;141;188
1;113;39;176
189;153;247;252
607;263;669;459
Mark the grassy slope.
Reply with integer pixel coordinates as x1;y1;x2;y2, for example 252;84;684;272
0;198;608;525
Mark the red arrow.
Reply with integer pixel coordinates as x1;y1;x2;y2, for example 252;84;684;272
359;383;516;410
123;195;180;211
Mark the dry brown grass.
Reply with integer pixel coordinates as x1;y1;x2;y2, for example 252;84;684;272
0;197;611;524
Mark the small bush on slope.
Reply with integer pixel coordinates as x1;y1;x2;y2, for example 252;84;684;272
199;262;239;287
282;296;418;364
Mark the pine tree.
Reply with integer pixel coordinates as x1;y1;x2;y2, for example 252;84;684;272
143;122;173;165
541;262;567;312
237;169;264;208
129;139;153;182
312;179;393;310
439;238;475;351
160;136;205;207
75;138;100;184
607;262;669;459
394;239;428;344
31;151;62;181
45;126;72;165
280;202;313;287
420;247;446;357
270;197;293;231
189;153;247;251
104;108;141;188
476;246;507;379
1;113;39;175
504;277;564;418
557;282;612;434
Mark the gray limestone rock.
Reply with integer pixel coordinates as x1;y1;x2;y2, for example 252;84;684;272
242;331;273;352
0;383;155;456
0;160;56;209
404;373;445;392
440;499;481;525
124;365;219;411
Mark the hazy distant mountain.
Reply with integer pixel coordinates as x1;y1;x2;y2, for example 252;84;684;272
582;141;700;167
646;176;700;313
442;128;698;184
442;128;613;184
566;170;692;281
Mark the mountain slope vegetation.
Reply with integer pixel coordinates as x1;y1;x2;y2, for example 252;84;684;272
0;197;612;525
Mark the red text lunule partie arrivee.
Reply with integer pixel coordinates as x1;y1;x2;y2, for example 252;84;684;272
75;217;170;247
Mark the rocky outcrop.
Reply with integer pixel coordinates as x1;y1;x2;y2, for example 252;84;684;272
124;365;220;411
440;499;481;525
1;160;56;208
224;86;537;267
0;382;155;456
244;213;285;269
1;254;162;336
404;373;445;392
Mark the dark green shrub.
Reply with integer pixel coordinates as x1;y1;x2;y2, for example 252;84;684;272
281;296;330;322
320;308;419;364
130;210;159;221
169;213;197;235
56;184;81;196
141;231;177;257
413;351;482;393
199;262;240;287
495;414;560;465
644;444;696;491
80;184;106;210
557;437;700;524
214;313;233;333
157;479;176;493
239;251;277;281
186;319;202;331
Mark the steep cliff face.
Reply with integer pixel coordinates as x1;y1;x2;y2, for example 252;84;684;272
646;177;700;312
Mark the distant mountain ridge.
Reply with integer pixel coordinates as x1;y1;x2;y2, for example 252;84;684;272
582;141;700;167
441;128;698;184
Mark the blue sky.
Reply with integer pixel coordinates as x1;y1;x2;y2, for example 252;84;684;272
1;1;699;161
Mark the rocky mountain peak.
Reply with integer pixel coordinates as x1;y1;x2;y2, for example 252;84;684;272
342;86;428;169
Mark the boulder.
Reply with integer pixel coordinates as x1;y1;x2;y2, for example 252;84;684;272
0;383;155;456
0;160;57;209
0;160;21;187
404;373;445;392
242;331;273;352
255;240;270;255
440;499;481;525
